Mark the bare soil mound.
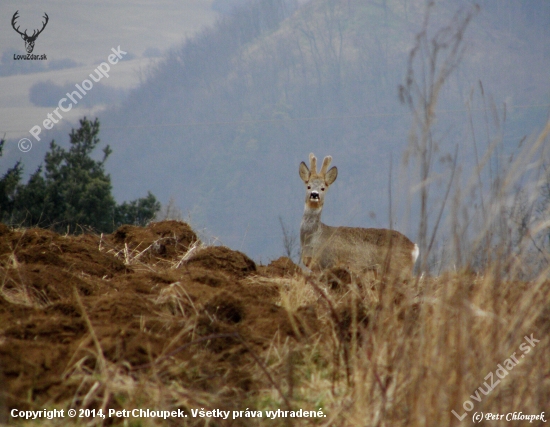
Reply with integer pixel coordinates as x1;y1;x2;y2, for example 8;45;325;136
259;256;302;277
106;220;198;262
0;221;314;420
1;222;548;426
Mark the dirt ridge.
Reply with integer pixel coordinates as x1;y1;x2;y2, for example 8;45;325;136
0;221;311;414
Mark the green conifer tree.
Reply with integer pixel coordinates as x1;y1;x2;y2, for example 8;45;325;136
0;118;160;232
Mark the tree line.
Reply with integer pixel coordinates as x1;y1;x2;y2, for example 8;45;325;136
0;117;160;233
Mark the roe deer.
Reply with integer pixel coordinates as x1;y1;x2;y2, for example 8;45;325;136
299;153;419;280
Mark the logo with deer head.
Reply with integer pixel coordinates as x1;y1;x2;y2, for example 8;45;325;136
11;10;49;54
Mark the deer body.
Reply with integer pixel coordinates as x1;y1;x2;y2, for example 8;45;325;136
299;153;418;279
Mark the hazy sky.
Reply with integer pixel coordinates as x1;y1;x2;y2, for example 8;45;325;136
0;1;218;140
2;0;549;263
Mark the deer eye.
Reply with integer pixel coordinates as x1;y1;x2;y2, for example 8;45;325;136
307;185;311;190
321;187;325;191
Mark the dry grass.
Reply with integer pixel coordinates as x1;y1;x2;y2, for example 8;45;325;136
5;262;550;426
245;267;550;427
2;167;550;426
3;3;550;427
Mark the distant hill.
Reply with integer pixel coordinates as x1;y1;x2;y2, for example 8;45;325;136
8;0;550;261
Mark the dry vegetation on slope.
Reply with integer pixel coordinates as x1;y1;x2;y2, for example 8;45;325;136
0;219;549;426
2;3;549;425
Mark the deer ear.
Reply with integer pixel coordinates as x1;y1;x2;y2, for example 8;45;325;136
325;166;338;186
299;161;310;183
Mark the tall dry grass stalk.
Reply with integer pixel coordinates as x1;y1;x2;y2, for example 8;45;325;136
287;3;550;426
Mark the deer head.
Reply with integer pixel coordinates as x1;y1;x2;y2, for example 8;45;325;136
299;153;338;210
12;11;49;54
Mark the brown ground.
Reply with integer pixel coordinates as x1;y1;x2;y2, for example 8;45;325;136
1;221;549;427
0;221;321;424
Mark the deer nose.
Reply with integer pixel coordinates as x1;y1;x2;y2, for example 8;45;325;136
310;191;319;200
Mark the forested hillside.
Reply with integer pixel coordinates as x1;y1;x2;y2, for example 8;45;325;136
6;0;550;261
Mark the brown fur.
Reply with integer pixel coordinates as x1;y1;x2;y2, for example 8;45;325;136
299;153;418;280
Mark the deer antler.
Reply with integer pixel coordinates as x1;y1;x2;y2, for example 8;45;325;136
32;13;49;39
11;11;26;37
11;11;49;39
319;156;332;175
309;153;318;175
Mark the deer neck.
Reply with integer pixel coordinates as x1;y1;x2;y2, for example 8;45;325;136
300;204;323;239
